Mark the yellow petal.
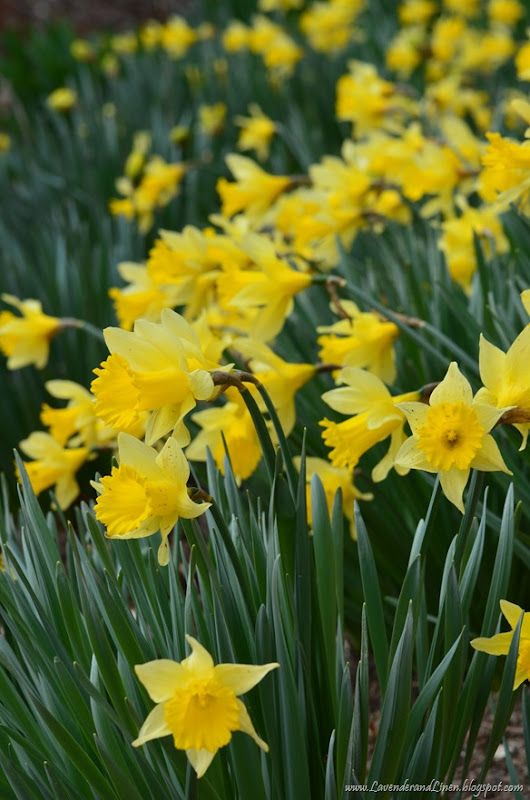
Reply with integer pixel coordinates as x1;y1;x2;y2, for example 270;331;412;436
134;660;185;702
182;636;215;676
186;748;216;778
478;334;504;396
235;699;268;751
470;631;514;655
395;402;429;436
430;362;473;407
470;434;511;474
439;466;469;513
394;436;435;472
500;600;525;630
132;702;171;746
214;662;279;696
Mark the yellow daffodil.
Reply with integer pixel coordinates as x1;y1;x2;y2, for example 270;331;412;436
296;456;373;539
93;433;209;565
320;367;419;481
439;202;509;294
91;309;227;446
160;16;197;59
0;294;61;369
471;600;530;689
18;432;88;509
475;328;530;449
317;300;399;384
300;0;364;54
40;379;114;449
217;154;292;221
395;362;511;513
46;87;77;112
133;635;278;777
109;261;178;331
186;387;262;483
198;103;226;136
235;104;276;161
235;338;315;435
0;132;11;153
217;233;312;342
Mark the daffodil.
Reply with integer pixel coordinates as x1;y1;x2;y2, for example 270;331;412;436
91;310;227;446
317;300;399;384
41;379;114;448
475;328;530;449
93;433;209;565
296;456;373;540
320;367;419;481
235;104;276;161
18;432;89;509
235;338;315;435
133;635;278;777
46;87;77;112
471;600;530;689
0;294;61;369
186;387;262;483
217;154;292;221
395;362;511;512
217;233;312;342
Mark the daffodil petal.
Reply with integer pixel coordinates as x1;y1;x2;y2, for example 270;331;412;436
133;703;171;746
394;436;435;472
430;362;472;406
395;402;429;436
500;600;526;630
214;662;279;696
470;434;511;473
236;699;268;751
135;661;186;702
439;467;469;513
186;748;216;778
478;334;504;397
183;635;215;674
470;631;514;655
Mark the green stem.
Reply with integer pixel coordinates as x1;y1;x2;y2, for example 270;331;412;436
60;317;106;343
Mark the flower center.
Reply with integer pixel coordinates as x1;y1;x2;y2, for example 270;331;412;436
164;678;240;752
417;402;484;471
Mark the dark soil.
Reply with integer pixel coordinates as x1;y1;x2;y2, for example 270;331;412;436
0;0;193;33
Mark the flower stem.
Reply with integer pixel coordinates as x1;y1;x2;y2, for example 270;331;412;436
60;317;106;343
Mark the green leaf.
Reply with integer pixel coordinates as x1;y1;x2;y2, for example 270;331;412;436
355;506;388;694
368;607;413;794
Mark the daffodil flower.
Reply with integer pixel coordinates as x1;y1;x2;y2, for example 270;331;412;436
133;635;279;777
395;362;511;512
471;600;530;689
18;432;89;509
475;328;530;449
0;294;61;370
93;433;210;565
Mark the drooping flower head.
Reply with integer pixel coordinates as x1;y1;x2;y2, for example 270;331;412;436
396;362;511;512
133;635;279;777
93;433;209;565
17;432;89;509
320;366;419;482
0;294;61;370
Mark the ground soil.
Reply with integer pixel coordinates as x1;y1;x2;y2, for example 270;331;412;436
0;0;193;33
